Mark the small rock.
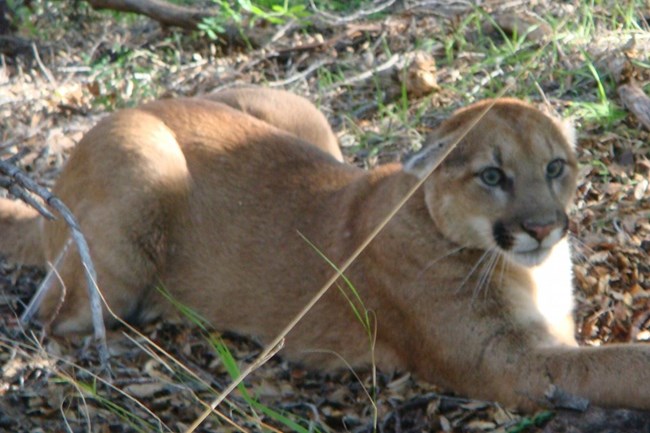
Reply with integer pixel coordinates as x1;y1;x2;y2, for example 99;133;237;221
403;51;439;97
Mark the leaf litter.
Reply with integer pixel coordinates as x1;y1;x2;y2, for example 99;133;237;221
1;1;650;432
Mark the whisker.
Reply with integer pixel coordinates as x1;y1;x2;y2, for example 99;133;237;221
485;251;506;295
415;244;467;281
497;253;508;290
455;248;492;293
473;248;499;299
567;233;593;265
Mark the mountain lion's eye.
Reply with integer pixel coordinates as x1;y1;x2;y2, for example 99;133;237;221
479;167;505;187
546;159;565;179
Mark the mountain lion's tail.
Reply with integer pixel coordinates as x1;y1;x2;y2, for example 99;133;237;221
0;198;45;266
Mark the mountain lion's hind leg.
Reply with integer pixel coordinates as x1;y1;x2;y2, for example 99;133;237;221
204;87;343;161
36;109;190;334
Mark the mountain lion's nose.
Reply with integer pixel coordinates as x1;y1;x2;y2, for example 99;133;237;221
521;220;555;242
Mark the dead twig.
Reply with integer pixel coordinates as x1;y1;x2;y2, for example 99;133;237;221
31;42;56;86
20;238;71;328
402;0;475;17
0;155;109;367
267;59;333;87
0;152;56;220
323;53;401;96
309;0;397;25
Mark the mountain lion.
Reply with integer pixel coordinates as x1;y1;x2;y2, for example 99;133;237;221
1;87;649;411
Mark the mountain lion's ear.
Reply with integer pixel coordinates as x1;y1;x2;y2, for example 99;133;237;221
538;103;577;150
403;130;457;179
560;119;576;149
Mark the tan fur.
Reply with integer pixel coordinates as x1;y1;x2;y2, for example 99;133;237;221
0;199;44;265
202;86;343;161
2;89;650;411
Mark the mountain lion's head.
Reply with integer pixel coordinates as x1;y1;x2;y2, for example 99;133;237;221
406;99;578;266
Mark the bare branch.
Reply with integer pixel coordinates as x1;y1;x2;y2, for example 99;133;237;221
0;155;109;366
0;152;56;220
20;238;72;327
85;0;213;30
0;177;56;220
82;0;248;45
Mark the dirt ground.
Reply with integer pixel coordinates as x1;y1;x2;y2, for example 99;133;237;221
1;1;650;432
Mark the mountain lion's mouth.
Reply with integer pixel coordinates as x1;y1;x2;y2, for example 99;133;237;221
492;218;567;267
509;246;552;267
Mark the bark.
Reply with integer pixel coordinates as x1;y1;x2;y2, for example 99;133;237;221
85;0;214;30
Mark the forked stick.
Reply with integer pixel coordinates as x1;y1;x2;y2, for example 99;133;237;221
0;155;109;366
20;238;72;325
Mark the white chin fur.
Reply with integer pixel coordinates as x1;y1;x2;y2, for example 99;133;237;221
508;248;552;267
507;227;566;267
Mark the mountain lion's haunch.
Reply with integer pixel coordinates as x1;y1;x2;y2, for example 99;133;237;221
1;88;649;411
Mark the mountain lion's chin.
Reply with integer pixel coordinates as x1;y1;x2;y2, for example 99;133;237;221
507;246;553;267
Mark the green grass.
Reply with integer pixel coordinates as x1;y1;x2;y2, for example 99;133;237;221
197;0;374;40
76;379;161;433
4;0;650;432
338;0;647;161
84;46;163;109
297;232;379;430
157;285;325;432
212;338;322;433
73;3;650;432
566;60;627;128
506;411;555;433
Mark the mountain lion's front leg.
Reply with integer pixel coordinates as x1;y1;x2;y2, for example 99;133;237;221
481;337;650;411
533;344;650;410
